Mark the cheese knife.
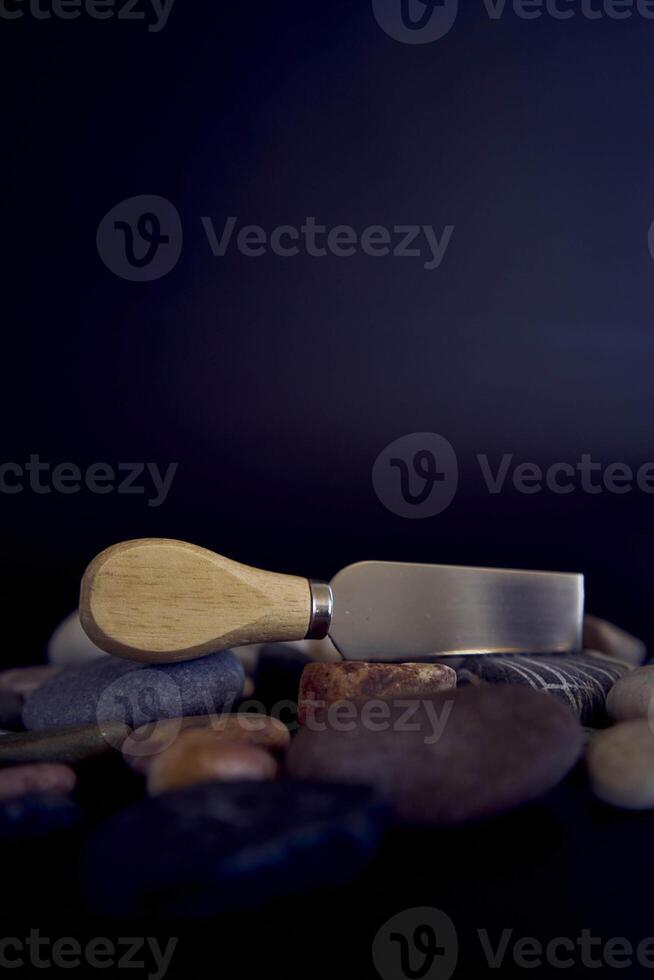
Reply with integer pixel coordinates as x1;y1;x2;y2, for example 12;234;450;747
79;538;584;664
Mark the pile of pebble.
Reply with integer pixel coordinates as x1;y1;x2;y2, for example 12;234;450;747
0;610;648;919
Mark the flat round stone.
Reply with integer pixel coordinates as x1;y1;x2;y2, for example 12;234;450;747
587;719;654;809
0;723;130;766
299;662;457;726
288;684;583;825
82;781;390;919
123;713;290;774
23;650;244;731
583;615;646;667
147;735;278;795
0;763;76;801
606;666;654;723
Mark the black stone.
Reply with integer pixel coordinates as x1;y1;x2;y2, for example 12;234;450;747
82;780;390;919
453;650;629;726
253;644;313;719
0;793;82;841
0;691;25;730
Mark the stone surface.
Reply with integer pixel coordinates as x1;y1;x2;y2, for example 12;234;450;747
147;734;278;794
587;719;654;809
0;763;76;800
299;662;457;726
47;610;108;665
583;614;647;667
82;780;389;918
123;713;290;774
288;685;583;825
23;650;244;731
0;691;25;730
606;666;654;723
454;650;629;726
0;723;129;766
0;665;60;697
0;793;83;841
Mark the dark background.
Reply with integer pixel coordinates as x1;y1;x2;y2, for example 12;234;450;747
3;0;654;662
2;2;654;975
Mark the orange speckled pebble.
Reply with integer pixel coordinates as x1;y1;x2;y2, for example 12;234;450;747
147;731;279;795
299;662;457;725
123;713;290;774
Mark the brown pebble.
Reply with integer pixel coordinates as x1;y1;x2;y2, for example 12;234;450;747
298;662;457;726
123;713;290;773
147;732;278;795
583;615;646;667
288;685;582;826
0;665;61;697
0;763;76;801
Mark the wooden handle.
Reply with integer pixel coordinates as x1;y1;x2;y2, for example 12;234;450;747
79;538;313;663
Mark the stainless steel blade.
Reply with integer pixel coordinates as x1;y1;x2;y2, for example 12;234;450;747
329;561;584;662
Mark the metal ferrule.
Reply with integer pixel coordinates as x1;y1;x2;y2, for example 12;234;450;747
306;580;333;639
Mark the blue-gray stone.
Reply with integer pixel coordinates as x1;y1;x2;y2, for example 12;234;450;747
82;780;390;919
22;651;244;732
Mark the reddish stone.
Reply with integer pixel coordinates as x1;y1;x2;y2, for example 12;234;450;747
0;763;76;801
299;661;457;726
